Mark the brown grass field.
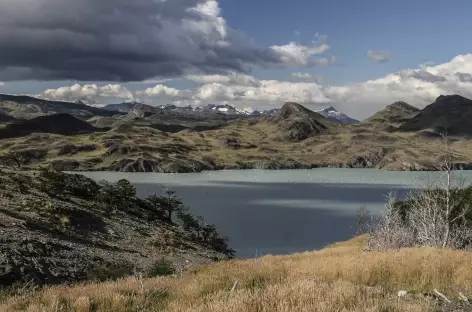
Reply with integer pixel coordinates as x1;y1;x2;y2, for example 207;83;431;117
2;236;472;311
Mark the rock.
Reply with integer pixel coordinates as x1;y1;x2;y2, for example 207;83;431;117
346;148;388;168
397;290;409;297
51;160;80;171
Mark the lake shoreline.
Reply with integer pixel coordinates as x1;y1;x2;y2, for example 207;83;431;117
15;160;472;174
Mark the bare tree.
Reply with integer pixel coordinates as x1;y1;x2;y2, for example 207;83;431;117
368;192;416;250
369;132;472;249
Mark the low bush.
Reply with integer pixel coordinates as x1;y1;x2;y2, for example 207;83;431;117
147;258;175;277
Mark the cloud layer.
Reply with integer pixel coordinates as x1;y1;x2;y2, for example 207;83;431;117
291;72;326;83
39;54;472;119
366;50;391;63
42;84;134;103
0;0;333;82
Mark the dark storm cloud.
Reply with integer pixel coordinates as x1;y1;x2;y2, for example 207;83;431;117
0;0;283;82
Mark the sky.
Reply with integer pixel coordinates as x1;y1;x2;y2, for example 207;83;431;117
1;0;472;120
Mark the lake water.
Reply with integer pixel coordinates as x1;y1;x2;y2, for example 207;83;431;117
79;169;472;258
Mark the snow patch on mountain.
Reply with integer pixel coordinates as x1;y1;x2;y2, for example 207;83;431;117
316;106;360;124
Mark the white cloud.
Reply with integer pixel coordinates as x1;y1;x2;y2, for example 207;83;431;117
41;84;133;103
40;54;472;120
420;60;435;69
194;83;244;101
366;50;391;63
0;82;4;87
187;54;472;118
291;72;326;83
139;85;181;97
271;42;331;66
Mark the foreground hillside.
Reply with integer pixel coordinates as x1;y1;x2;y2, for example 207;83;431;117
0;169;231;287
1;95;472;172
2;236;471;311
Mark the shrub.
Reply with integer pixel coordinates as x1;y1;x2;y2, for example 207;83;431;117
95;179;138;213
87;263;134;282
144;189;185;224
39;169;100;199
147;258;175;277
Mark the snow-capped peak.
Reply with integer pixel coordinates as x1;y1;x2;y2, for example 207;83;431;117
316;106;359;125
196;104;251;115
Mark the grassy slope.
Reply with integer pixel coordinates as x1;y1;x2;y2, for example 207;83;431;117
2;118;472;172
2;236;472;311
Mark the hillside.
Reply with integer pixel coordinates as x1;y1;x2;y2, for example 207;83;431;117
2;236;471;311
0;94;122;120
269;102;335;141
0;113;105;139
0;169;231;287
1;98;472;172
0;111;15;123
102;102;140;113
401;95;472;134
363;101;421;130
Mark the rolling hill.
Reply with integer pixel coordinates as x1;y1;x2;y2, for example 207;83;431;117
0;95;472;172
363;101;420;130
0;113;105;139
0;93;123;120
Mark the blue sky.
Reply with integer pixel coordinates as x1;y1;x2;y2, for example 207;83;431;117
221;0;472;84
1;0;472;119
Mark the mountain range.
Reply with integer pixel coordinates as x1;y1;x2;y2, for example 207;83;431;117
0;93;360;125
1;93;472;173
103;101;360;124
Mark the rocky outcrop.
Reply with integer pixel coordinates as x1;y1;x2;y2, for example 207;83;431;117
346;148;389;168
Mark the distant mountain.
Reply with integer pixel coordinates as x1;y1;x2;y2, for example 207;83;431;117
363;101;420;130
400;95;472;135
251;108;278;116
196;104;251;115
270;102;333;141
105;102;278;119
103;102;141;113
0;113;104;139
0;94;122;120
157;104;193;111
316;106;359;125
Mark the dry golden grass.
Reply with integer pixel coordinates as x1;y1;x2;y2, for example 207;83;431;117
2;235;472;311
